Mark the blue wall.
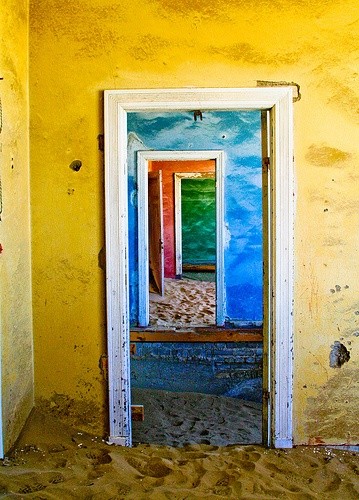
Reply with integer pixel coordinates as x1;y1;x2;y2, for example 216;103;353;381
131;342;263;402
127;111;263;324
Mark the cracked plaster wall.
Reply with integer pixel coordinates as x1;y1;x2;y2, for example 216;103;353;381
29;0;359;443
0;0;34;453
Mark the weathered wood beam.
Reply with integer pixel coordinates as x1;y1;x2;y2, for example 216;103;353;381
130;327;262;343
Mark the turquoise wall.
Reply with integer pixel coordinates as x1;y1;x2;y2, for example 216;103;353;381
127;110;263;324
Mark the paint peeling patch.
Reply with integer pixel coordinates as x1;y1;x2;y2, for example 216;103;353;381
148;0;234;21
257;80;301;101
98;246;106;271
306;144;351;167
329;284;345;294
69;159;82;172
36;394;107;436
149;0;333;21
74;28;122;59
224;222;231;250
305;367;359;443
128;35;170;62
209;43;300;66
329;341;350;368
99;354;108;380
324;237;345;247
326;79;359;125
308;436;326;446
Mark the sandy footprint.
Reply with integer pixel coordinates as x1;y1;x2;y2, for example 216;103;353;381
85;449;112;465
126;456;173;479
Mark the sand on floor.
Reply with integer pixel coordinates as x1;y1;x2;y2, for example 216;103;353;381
131;388;262;447
150;277;215;327
1;406;358;499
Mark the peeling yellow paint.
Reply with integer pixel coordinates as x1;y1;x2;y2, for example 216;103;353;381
209;43;301;66
306;144;351;167
129;35;170;62
305;367;359;445
37;393;107;436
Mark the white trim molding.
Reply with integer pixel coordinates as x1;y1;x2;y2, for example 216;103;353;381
270;92;295;448
104;88;294;448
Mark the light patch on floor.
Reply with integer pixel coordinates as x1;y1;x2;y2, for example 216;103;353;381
149;277;215;327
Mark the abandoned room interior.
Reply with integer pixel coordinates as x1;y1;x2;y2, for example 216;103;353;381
127;111;265;446
0;0;358;463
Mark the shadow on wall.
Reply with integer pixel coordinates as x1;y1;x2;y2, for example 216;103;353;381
131;342;263;403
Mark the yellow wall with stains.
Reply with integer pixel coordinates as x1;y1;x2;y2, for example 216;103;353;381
0;0;34;452
27;0;359;443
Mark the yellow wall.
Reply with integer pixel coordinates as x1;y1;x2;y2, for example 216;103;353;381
29;0;359;443
0;0;34;452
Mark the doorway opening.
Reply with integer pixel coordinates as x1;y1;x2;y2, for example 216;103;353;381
137;151;225;328
175;172;216;276
104;88;294;448
130;114;264;446
150;170;217;328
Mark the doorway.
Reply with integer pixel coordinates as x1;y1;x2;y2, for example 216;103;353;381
132;118;263;445
104;88;294;448
150;170;217;328
175;172;216;277
137;151;225;328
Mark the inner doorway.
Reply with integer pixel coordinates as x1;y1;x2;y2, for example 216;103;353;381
104;87;294;449
149;170;217;328
137;151;225;328
151;170;217;327
175;173;216;277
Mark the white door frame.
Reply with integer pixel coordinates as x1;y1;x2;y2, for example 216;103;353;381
138;151;225;327
104;87;294;448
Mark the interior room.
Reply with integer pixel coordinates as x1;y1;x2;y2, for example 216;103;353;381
0;0;358;496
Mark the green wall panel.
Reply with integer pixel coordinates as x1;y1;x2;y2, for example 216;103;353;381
181;178;216;265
